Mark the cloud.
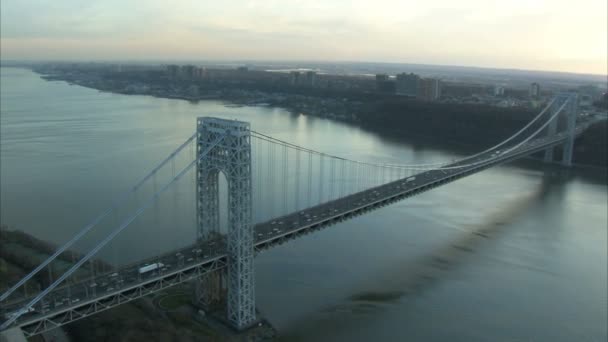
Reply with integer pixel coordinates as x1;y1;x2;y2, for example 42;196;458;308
0;0;606;74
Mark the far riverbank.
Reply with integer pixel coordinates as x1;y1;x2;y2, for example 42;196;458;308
33;67;608;170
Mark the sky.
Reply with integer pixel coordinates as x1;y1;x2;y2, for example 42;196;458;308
1;0;607;75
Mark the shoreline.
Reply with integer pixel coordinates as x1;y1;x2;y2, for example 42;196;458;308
34;69;607;171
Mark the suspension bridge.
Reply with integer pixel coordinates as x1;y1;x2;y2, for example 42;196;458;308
0;93;595;337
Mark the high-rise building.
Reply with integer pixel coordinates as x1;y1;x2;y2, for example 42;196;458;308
289;71;300;85
417;78;442;101
303;71;317;87
529;82;541;98
396;73;420;97
166;64;180;79
494;85;505;96
195;67;207;79
180;65;197;80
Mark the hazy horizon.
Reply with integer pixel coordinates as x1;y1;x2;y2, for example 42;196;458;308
1;1;607;75
2;58;608;78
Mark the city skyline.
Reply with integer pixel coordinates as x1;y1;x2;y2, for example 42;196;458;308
1;0;607;76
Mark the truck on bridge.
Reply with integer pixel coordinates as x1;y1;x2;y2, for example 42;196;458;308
138;263;164;274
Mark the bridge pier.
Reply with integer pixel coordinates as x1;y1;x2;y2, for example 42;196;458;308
543;93;578;167
194;269;226;310
196;117;256;330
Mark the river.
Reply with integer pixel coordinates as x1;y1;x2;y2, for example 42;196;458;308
1;67;606;341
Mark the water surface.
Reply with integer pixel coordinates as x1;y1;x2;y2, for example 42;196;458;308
1;67;606;341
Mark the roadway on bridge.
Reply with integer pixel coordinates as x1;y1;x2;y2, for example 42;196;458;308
1;118;597;333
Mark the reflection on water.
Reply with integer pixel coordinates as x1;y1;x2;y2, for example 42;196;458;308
277;179;551;341
1;68;606;341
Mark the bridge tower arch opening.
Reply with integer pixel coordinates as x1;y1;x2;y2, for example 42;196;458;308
195;117;255;330
543;93;578;166
194;169;229;311
561;94;578;167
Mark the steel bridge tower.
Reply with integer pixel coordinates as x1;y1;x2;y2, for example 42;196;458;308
544;93;578;166
196;117;255;330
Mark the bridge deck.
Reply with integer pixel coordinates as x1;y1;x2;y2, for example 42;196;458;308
0;122;593;336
